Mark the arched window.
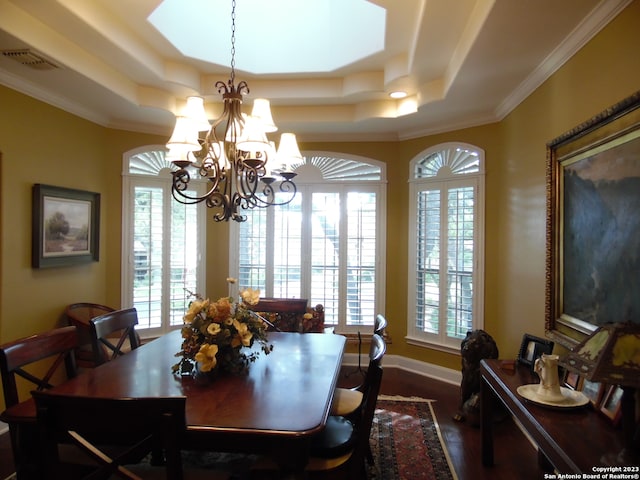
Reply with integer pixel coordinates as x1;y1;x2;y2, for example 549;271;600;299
407;142;485;351
229;152;387;334
121;147;206;336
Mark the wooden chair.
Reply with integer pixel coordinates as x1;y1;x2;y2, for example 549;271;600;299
64;302;116;368
307;334;385;478
331;314;388;417
89;307;141;366
251;334;386;479
250;298;325;333
0;326;79;479
32;390;227;480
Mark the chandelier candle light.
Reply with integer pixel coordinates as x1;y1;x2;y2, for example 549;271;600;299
166;0;301;222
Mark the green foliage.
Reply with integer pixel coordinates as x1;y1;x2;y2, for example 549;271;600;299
45;212;69;240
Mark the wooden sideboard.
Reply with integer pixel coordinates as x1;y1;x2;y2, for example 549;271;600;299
480;359;628;473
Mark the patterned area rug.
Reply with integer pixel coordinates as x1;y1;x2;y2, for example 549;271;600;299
369;395;458;480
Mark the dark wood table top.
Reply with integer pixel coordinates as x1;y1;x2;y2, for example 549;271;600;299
480;358;625;473
2;330;346;436
2;331;346;477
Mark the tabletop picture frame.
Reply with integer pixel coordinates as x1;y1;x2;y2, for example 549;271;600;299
581;379;605;409
546;90;640;348
32;184;100;268
599;385;623;426
563;370;582;391
516;333;554;370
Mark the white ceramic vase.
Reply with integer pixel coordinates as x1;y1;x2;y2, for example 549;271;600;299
534;353;564;402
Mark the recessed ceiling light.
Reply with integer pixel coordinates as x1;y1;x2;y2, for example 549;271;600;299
389;91;407;99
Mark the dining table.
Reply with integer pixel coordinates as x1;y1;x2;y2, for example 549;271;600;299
1;329;347;479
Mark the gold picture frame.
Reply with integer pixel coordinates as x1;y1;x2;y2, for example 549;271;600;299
545;90;640;348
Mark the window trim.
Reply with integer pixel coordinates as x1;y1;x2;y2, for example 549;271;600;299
121;145;207;338
406;142;485;353
229;151;387;335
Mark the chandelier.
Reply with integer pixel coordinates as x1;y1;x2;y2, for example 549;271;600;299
165;0;300;222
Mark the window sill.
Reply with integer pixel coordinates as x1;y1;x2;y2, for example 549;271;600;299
332;330;392;345
405;335;460;355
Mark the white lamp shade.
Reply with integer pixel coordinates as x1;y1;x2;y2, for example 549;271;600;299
166;116;200;153
165;146;188;162
236;115;269;152
251;98;277;133
276;133;303;168
185;96;211;132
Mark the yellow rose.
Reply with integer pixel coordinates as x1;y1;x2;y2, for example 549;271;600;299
215;297;232;320
194;343;219;372
184;298;209;323
206;303;218;319
303;312;312;319
240;288;261;306
207;322;221;336
232;319;253;347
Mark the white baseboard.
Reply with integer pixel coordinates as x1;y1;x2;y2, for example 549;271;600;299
342;352;461;386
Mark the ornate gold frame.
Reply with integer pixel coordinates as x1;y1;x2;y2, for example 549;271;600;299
545;91;640;348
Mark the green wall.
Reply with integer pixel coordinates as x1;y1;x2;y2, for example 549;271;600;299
1;0;639;409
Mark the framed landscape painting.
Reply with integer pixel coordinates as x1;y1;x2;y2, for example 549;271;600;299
545;90;640;347
32;184;100;268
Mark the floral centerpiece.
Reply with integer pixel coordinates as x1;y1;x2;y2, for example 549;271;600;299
172;284;273;377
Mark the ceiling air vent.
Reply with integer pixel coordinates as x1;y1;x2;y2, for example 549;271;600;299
2;49;59;70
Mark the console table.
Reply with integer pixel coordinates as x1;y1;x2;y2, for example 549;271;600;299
480;358;625;473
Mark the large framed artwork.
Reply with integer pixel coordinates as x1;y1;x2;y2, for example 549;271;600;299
32;184;100;268
545;90;640;348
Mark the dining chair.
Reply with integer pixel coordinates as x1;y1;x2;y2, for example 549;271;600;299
89;307;141;366
250;297;306;332
330;313;388;418
64;302;116;368
252;334;386;479
250;298;325;333
32;391;229;480
0;326;79;479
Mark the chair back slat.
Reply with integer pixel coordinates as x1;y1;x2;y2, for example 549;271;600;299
89;308;140;366
368;332;386;365
33;391;187;480
0;326;78;408
65;303;116;368
373;314;387;336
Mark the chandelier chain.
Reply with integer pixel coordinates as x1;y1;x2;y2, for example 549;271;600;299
230;0;236;84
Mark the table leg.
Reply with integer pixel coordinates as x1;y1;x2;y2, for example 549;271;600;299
480;375;494;466
537;448;554;472
269;439;310;480
272;456;309;479
11;423;40;480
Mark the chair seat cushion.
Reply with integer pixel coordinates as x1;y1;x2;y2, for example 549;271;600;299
309;416;355;459
330;387;363;416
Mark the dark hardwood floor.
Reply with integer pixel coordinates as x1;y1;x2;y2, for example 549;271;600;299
0;367;543;480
